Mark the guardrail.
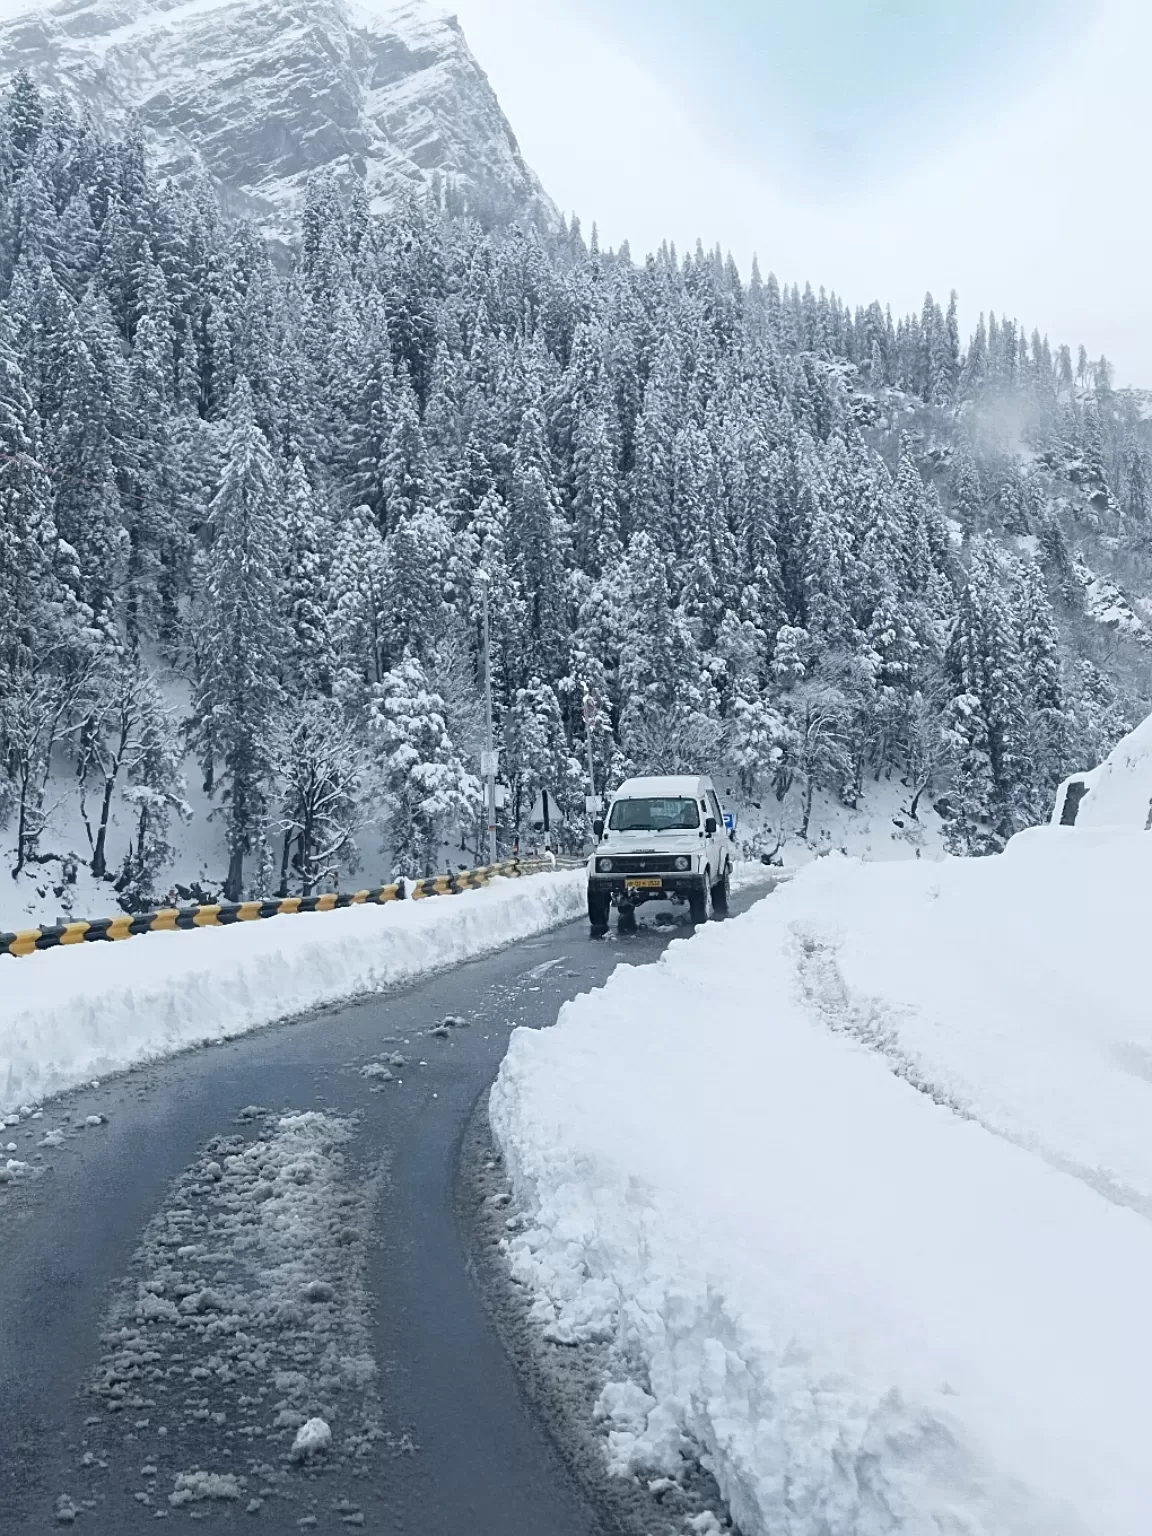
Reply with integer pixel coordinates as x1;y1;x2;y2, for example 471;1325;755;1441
0;858;557;959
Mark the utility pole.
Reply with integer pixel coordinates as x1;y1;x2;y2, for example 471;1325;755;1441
476;571;498;865
582;692;598;834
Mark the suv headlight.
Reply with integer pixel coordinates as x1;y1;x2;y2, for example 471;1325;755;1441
597;858;613;873
675;856;691;871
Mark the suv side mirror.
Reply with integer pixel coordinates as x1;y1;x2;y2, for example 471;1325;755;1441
593;818;604;839
704;816;717;837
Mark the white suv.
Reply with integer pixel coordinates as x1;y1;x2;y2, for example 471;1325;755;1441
587;774;733;933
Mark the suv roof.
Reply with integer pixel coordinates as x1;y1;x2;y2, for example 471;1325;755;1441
612;775;714;799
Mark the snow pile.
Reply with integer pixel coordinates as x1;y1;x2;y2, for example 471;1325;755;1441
729;860;786;893
491;831;1152;1536
0;871;584;1113
291;1417;333;1461
169;1472;242;1507
1053;709;1152;830
89;1109;379;1483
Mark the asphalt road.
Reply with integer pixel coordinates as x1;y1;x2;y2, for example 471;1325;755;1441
0;887;768;1535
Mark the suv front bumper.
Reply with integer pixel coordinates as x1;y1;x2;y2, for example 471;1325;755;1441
587;871;705;901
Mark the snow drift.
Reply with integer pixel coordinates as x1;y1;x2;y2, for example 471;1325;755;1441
1053;707;1152;829
0;870;584;1113
491;830;1152;1536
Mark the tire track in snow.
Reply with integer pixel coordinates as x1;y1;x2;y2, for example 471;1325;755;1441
793;925;1152;1223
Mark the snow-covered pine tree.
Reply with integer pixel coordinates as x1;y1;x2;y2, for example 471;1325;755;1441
572;399;621;576
618;532;720;773
281;457;334;696
329;503;389;709
949;437;984;530
0;77;1147;880
729;676;788;800
371;651;478;878
192;381;286;899
0;307;68;673
505;677;582;842
1013;557;1068;822
271;698;365;896
115;679;191;911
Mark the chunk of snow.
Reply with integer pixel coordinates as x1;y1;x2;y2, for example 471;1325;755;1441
290;1416;332;1460
168;1470;242;1505
594;1379;657;1430
358;1063;393;1081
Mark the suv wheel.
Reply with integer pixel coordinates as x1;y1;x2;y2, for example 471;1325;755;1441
689;877;712;926
711;866;730;916
588;887;610;935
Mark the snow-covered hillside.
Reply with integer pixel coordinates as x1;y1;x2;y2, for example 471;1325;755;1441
492;827;1152;1536
1054;708;1152;829
1;71;1149;929
0;0;553;232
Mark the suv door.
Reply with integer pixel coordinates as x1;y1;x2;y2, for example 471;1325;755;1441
707;789;727;878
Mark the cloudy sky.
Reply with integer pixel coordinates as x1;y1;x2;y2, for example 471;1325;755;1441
453;0;1150;384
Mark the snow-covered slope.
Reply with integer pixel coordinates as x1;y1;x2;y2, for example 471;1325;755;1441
1053;708;1152;829
492;830;1152;1535
0;0;553;233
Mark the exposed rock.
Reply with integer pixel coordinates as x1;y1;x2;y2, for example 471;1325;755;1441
0;0;554;234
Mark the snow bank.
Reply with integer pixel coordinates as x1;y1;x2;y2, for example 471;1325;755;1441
0;871;584;1113
1053;709;1152;829
491;832;1152;1536
729;859;786;893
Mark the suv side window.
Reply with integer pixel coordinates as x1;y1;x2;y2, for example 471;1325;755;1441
709;790;723;826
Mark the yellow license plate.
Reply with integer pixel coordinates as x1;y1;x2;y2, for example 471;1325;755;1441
625;877;662;889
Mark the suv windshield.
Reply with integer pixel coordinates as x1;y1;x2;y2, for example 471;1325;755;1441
608;797;700;832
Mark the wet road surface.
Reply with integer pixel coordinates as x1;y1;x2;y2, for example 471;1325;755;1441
0;891;768;1534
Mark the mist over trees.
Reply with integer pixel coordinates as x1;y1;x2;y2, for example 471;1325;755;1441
0;72;1148;903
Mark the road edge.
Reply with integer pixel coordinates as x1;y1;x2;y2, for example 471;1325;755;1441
458;1092;738;1536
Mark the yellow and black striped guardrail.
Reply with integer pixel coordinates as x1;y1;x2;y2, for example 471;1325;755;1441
0;858;556;959
408;858;552;899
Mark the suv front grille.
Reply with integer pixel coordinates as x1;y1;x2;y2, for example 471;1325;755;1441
604;855;684;874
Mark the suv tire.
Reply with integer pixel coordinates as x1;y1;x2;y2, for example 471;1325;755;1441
689;878;712;926
588;888;610;935
711;866;730;916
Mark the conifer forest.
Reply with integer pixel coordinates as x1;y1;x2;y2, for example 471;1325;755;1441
0;73;1149;906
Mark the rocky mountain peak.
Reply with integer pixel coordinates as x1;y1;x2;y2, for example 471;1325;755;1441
0;0;554;232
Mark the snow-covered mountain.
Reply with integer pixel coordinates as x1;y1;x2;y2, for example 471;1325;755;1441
0;0;553;233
